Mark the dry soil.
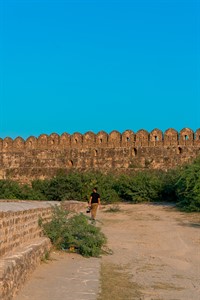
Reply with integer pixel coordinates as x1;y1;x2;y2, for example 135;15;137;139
98;203;200;300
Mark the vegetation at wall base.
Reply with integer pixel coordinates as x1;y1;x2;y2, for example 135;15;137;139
40;206;107;257
175;157;200;212
0;157;200;212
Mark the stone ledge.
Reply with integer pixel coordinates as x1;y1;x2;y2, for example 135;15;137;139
0;237;51;300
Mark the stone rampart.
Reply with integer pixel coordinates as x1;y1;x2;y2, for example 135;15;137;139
0;201;58;300
0;128;200;182
0;202;55;257
0;201;87;300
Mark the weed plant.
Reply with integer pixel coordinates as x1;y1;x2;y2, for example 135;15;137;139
40;206;107;257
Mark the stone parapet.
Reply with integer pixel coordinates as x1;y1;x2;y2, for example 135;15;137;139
0;200;88;299
0;201;59;257
0;238;51;300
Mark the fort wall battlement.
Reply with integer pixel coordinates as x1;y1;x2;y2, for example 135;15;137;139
0;128;200;182
1;128;200;150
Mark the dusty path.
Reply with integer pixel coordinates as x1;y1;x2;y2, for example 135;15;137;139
99;203;200;300
14;252;100;300
15;203;200;300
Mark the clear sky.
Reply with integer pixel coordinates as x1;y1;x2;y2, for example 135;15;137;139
0;0;199;139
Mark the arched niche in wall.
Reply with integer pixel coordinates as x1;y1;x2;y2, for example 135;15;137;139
93;149;98;156
164;128;178;146
60;132;71;148
48;133;60;148
108;130;121;147
135;129;149;146
194;128;200;146
25;136;37;150
71;132;83;148
83;131;96;148
38;134;48;149
67;160;74;167
3;137;13;151
96;131;108;147
177;146;183;154
179;128;194;146
149;129;163;145
121;130;135;147
13;137;25;151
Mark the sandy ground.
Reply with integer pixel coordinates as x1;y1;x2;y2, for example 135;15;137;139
99;203;200;300
14;203;200;300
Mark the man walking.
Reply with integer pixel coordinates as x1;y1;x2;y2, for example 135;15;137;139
89;187;101;221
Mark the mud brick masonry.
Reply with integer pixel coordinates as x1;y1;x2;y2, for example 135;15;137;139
0;201;85;300
0;128;200;183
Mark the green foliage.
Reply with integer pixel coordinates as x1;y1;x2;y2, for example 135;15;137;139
0;180;44;200
159;169;180;202
1;157;200;212
175;157;200;212
41;206;107;257
114;171;163;203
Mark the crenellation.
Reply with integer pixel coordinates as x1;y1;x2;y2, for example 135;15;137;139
149;129;163;147
25;136;37;150
179;128;194;146
0;128;200;182
194;129;200;146
135;129;149;146
121;130;135;147
13;137;25;151
48;133;60;149
164;128;178;146
96;131;108;147
3;137;13;152
0;138;3;151
108;130;121;147
37;134;48;149
71;132;83;148
60;132;71;148
83;131;96;148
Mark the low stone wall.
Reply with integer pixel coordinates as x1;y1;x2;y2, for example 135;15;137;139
0;201;59;300
0;238;51;300
0;201;58;257
0;200;87;300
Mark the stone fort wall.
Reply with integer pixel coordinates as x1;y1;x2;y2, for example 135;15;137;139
0;128;200;182
0;201;87;300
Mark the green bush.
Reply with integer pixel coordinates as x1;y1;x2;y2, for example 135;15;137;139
41;206;107;257
159;169;180;202
114;171;163;203
0;180;44;200
175;157;200;212
1;159;200;212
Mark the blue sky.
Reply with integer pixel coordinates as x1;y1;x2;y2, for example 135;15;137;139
0;0;199;139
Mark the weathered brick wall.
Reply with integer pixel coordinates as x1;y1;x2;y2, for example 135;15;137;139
0;128;200;183
0;205;53;257
0;201;58;300
0;238;51;300
0;201;86;300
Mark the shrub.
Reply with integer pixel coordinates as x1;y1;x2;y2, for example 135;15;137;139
175;157;200;212
114;171;163;203
0;180;44;200
41;206;107;257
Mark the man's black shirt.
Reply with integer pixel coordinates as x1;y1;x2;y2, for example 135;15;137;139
90;192;100;204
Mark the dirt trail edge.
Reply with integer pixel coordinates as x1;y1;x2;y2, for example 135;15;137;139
98;203;200;300
14;203;199;300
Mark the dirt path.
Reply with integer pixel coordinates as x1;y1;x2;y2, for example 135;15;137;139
98;203;200;300
14;203;200;300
